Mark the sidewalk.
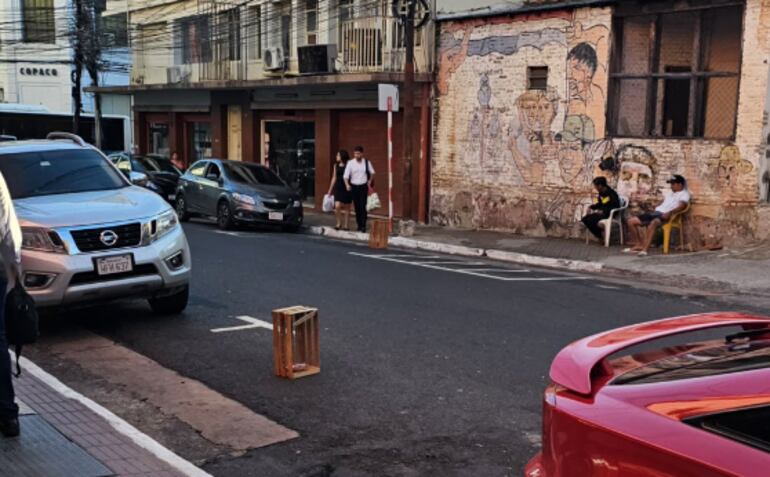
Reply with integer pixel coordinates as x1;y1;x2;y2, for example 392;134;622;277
303;211;770;305
0;356;208;477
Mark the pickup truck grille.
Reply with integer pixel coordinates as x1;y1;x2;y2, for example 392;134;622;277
70;223;142;252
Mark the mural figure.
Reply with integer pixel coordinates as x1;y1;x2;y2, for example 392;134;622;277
508;88;561;184
566;42;604;120
716;145;754;202
557;114;595;186
615;145;657;205
437;28;472;96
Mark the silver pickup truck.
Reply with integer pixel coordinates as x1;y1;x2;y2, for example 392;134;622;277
0;133;191;314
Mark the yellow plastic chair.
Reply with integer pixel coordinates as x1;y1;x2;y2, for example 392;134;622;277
662;203;691;254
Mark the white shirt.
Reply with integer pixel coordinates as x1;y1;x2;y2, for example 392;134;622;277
656;189;691;214
343;158;375;186
0;171;21;286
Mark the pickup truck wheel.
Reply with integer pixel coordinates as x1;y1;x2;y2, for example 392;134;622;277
175;195;190;222
149;285;189;315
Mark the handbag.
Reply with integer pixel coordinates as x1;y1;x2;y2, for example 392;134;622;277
5;282;39;377
367;191;381;211
322;194;335;213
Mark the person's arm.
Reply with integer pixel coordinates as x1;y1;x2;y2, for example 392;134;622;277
0;174;21;283
328;170;336;195
367;161;375;188
343;162;352;191
661;201;688;221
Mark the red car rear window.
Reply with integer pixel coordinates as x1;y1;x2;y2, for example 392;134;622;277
613;341;770;385
685;405;770;453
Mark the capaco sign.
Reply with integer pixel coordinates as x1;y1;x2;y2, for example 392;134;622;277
19;67;59;77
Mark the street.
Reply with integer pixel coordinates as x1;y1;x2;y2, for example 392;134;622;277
20;221;744;477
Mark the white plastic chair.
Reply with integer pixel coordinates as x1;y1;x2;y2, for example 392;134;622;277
585;196;629;247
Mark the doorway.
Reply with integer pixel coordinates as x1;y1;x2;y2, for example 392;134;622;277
662;66;690;137
261;120;315;205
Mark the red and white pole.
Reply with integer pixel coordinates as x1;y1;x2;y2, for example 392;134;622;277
387;96;393;231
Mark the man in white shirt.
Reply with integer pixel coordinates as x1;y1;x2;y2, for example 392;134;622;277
626;174;691;256
344;145;375;233
0;170;22;438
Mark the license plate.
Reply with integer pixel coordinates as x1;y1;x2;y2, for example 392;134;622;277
268;212;284;221
96;254;133;276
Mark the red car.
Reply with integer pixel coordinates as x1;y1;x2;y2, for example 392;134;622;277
526;312;770;477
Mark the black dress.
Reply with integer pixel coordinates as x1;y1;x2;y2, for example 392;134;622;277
333;163;352;204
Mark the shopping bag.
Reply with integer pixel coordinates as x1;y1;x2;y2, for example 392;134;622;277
322;194;335;213
366;192;381;211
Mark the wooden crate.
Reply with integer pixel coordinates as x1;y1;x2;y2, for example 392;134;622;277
272;306;320;380
368;219;389;249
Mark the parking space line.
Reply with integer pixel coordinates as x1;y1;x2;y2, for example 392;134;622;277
461;268;530;273
349;252;590;282
211;315;273;333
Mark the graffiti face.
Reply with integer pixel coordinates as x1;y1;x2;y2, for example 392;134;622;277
517;90;558;136
618;161;654;200
568;57;592;100
717;145;752;191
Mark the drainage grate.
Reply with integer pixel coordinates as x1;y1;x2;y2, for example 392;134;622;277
0;415;112;477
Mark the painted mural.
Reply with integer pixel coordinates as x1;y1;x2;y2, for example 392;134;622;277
431;4;766;246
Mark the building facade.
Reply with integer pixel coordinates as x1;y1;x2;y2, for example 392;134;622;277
0;0;130;119
97;0;435;218
432;0;770;247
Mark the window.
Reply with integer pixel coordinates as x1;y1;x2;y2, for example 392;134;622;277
189;161;208;177
223;162;284;186
0;150;126;199
22;0;55;44
685;405;770;453
305;0;318;45
102;13;128;48
205;163;222;180
608;4;743;139
339;0;354;22
247;6;262;60
528;66;548;90
219;9;241;61
178;15;211;64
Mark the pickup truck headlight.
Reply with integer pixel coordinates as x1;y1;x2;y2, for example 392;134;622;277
22;227;66;253
232;192;256;206
146;210;178;244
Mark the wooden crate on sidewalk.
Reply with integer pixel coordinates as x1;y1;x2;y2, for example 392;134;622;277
272;306;320;380
368;219;389;249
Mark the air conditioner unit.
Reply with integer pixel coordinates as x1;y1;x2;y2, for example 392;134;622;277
263;47;285;71
167;66;191;84
298;44;337;75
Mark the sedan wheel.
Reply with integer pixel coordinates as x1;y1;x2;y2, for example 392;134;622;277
175;195;189;222
217;201;234;230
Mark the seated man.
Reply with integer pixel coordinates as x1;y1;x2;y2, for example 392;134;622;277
582;177;620;241
626;174;690;256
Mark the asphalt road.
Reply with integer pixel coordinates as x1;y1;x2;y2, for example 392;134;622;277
28;221;749;476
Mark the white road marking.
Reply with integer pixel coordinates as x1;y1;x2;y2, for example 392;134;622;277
415;260;488;265
211;315;273;333
349;252;590;281
17;355;213;477
461;268;530;273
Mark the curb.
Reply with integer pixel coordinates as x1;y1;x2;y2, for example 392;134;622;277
304;225;602;273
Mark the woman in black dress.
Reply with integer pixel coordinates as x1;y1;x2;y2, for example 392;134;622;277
327;149;353;230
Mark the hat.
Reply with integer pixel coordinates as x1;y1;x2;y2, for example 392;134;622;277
667;174;686;185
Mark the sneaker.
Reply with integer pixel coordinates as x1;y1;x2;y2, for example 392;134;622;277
0;417;20;437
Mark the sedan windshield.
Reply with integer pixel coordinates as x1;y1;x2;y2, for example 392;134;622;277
223;162;284;186
0;149;127;199
136;156;179;174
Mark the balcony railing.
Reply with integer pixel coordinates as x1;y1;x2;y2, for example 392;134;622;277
337;15;432;74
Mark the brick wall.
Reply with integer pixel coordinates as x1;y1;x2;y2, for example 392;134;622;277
432;1;770;247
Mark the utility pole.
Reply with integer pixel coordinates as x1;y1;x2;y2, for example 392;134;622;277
87;0;106;149
400;0;417;221
73;0;85;134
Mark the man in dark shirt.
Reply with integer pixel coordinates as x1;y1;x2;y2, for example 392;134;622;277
582;177;620;241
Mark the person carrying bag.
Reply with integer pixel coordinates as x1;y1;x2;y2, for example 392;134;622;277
0;169;33;439
344;145;375;233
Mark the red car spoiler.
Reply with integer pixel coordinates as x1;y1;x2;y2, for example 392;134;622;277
550;312;770;396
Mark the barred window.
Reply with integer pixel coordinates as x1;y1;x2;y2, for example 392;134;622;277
22;0;55;44
178;15;211;64
247;6;262;60
608;3;743;140
102;13;128;48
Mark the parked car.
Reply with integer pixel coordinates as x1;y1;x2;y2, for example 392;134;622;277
108;152;182;202
526;312;770;477
0;133;191;314
175;159;303;232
